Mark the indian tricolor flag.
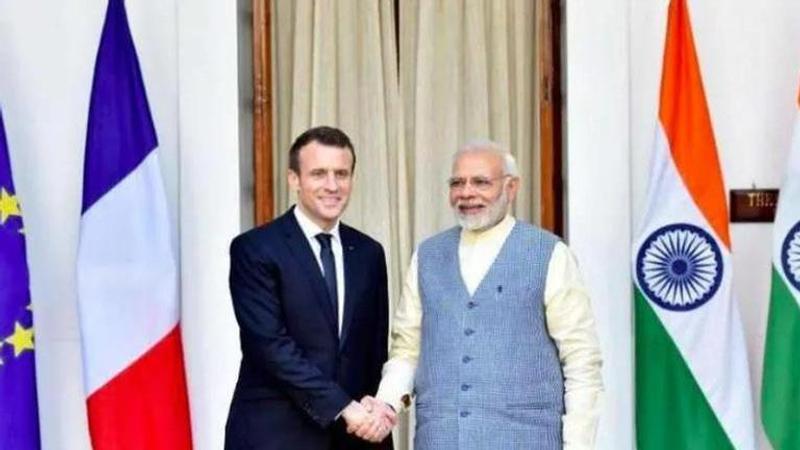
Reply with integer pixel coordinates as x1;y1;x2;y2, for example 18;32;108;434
77;0;192;448
632;1;755;449
761;84;800;449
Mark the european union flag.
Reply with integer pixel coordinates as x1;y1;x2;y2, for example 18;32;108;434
0;109;40;449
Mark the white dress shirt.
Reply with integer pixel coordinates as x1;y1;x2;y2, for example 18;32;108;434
376;215;604;449
293;206;345;334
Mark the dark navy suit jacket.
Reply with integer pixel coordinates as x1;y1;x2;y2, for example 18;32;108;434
225;208;392;450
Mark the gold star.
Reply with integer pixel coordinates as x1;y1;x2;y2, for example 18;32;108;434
0;187;21;224
4;322;34;357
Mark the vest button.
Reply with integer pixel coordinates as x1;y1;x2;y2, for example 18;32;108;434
460;411;470;418
461;384;471;391
462;356;472;363
464;328;474;336
467;301;477;309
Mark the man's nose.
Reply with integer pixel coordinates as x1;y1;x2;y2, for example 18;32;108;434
323;173;338;190
456;189;476;201
459;181;479;196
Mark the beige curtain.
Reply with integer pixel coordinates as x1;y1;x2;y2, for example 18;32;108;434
271;1;537;449
401;0;538;245
272;0;411;301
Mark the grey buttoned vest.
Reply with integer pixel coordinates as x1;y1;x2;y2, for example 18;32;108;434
414;221;564;450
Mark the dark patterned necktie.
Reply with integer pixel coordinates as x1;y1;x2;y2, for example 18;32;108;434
315;233;338;322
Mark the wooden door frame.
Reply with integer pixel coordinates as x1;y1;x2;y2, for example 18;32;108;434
536;0;563;235
251;0;563;234
252;0;274;225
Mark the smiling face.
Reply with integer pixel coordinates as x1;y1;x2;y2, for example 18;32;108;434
288;140;354;230
449;150;519;231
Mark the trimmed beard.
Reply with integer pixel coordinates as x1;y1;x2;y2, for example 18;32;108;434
454;187;510;232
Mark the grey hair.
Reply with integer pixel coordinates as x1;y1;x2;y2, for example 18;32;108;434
453;139;519;177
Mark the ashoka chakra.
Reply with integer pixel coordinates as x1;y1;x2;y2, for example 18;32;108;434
636;223;723;311
781;221;800;292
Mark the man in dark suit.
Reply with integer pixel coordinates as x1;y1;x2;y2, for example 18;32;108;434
225;126;394;449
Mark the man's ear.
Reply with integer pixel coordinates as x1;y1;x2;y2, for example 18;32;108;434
287;169;299;191
506;176;520;202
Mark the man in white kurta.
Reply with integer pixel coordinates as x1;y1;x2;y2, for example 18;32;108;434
357;141;603;449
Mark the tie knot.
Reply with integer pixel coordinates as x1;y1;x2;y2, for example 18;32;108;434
315;233;333;249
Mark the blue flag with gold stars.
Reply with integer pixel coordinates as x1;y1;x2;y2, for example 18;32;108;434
0;109;40;449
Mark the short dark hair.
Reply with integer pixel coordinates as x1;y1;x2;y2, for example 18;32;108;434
289;126;356;174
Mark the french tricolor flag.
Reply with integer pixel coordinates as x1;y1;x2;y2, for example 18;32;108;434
77;1;192;448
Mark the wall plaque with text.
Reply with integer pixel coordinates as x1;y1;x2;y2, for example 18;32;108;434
730;189;779;223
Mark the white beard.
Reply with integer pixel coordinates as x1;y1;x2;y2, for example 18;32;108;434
455;188;510;232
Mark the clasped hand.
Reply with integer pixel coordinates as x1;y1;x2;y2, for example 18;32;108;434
342;396;397;443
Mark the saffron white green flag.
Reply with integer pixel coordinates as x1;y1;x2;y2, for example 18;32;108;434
632;1;755;448
761;84;800;450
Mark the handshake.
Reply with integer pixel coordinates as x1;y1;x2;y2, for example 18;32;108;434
341;395;398;443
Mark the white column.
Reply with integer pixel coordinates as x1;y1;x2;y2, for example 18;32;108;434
177;1;243;448
564;1;633;449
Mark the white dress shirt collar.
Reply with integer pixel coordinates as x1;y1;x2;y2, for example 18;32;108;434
293;205;342;243
292;205;345;334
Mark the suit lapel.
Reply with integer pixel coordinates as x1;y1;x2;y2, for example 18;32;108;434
279;209;339;337
339;225;361;350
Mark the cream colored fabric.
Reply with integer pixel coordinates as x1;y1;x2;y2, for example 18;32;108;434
400;0;539;242
376;215;604;449
272;0;411;299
